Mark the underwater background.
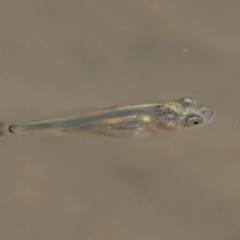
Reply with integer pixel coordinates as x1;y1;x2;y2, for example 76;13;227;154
0;1;239;239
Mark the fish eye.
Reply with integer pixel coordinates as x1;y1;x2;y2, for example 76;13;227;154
186;115;203;126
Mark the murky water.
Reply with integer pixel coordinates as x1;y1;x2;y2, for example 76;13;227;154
0;1;239;239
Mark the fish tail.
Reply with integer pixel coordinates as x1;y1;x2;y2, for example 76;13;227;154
0;122;13;137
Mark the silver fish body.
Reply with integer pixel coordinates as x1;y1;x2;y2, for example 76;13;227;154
0;97;214;138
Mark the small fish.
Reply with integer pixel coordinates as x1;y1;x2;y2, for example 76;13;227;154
0;97;214;138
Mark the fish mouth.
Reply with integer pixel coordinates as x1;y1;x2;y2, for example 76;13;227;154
200;107;215;124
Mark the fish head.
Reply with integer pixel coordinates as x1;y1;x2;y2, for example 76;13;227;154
154;97;215;132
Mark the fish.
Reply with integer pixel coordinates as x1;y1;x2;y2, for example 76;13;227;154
0;97;214;138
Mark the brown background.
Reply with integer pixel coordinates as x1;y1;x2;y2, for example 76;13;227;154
0;1;239;239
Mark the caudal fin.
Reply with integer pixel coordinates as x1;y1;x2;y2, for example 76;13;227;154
0;122;11;137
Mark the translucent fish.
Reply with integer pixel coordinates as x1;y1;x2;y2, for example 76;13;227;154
0;97;214;138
